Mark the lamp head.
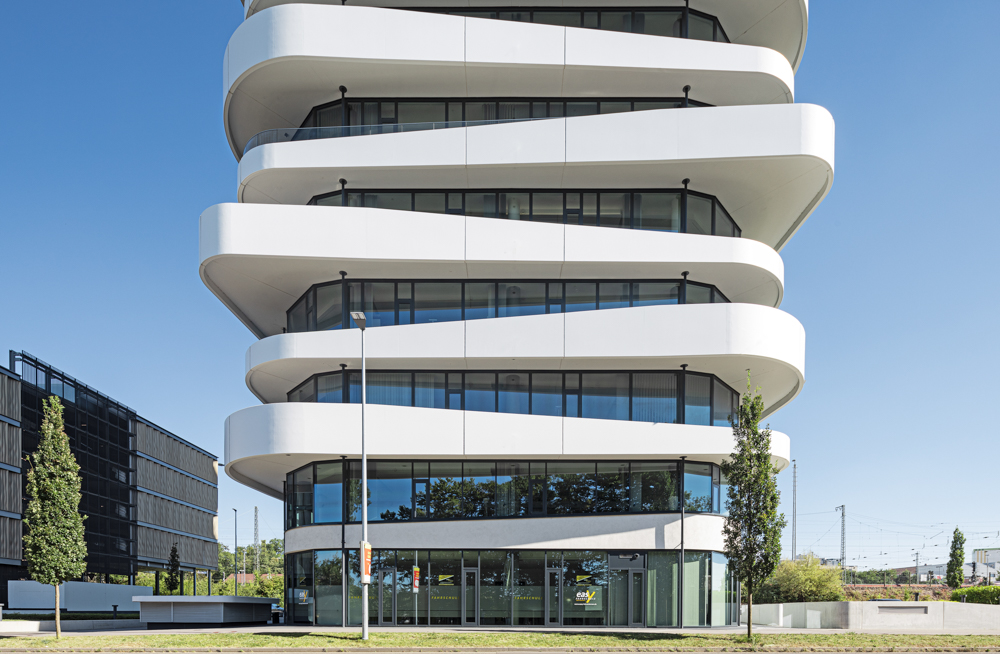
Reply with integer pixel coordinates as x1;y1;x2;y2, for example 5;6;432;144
350;311;366;330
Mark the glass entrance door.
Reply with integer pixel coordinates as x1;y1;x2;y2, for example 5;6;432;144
629;571;645;627
378;568;396;625
545;569;561;625
462;569;478;626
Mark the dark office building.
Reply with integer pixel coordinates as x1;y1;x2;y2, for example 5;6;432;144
0;352;219;606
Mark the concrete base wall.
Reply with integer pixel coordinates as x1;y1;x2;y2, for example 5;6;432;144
0;619;145;633
742;601;1000;630
7;581;153;611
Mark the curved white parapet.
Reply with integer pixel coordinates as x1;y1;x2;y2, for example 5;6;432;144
286;513;727;554
239;1;808;74
199;202;785;339
243;303;805;411
225;4;796;157
224;401;792;499
237;104;835;251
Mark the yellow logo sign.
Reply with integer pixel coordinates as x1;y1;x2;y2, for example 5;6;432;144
437;574;454;585
576;575;592;584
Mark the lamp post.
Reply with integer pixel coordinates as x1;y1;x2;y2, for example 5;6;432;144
233;508;238;597
351;311;369;640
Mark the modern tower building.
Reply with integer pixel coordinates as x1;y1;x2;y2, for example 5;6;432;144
204;0;833;627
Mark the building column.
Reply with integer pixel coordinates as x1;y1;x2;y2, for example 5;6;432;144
180;570;185;595
154;571;160;595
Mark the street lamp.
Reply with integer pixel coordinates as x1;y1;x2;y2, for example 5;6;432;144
233;508;238;597
351;311;369;640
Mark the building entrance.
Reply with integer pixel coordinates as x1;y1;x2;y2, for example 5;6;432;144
377;567;395;625
545;568;561;625
463;569;478;625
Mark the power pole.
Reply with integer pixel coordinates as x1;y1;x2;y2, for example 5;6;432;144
836;505;846;583
254;506;260;577
792;460;797;561
914;552;920;585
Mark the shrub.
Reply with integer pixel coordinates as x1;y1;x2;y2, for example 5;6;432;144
951;586;1000;605
755;556;845;604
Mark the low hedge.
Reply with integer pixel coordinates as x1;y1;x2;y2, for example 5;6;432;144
951;586;1000;604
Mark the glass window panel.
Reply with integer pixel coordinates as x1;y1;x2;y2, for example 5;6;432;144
345;549;363;625
465;282;496;321
565;282;597;313
414;461;429;519
562;551;608;626
315;104;342;128
647;551;679;626
636;10;683;37
566;102;599;117
683;552;711;626
378;102;395;124
599;193;630;228
629;462;679;512
446;193;463;214
396;550;419;625
292;466;314;528
720;470;731;517
463;461;496;518
598;282;629;310
291;379;317;403
600;102;631;114
447;373;463;410
634;192;682;232
415;283;462;324
466;193;498;218
414;193;446;214
348;371;362;403
366;282;396;327
599;11;632;33
512;551;545;625
367;372;412;407
631;373;678;424
633;101;684;111
288;296;307;333
547;461;596;515
316;283;343;330
415;372;446;409
397;102;447;124
633;282;680;307
712;380;734;427
594;462;628;513
688;14;715;41
369;461;412;521
289;551;314;624
565;373;581;418
496;462;529;517
583;11;598;28
684;374;711;425
498;11;528;22
533;11;581;27
465;101;494;122
447;102;463;122
465;372;497;412
367;193;412;212
429;551;462;625
686;283;713;304
429;462;463;519
711;552;728;626
712;465;721;514
498;102;531;120
714;202;735;237
581;373;630;421
314;462;343;524
684;463;713;512
687;194;713;235
531;373;563;416
500;192;530;221
497;282;546;318
531;102;548;118
499;372;529;414
315;550;344;625
531;193;564;224
548;102;564;118
480;551;512;625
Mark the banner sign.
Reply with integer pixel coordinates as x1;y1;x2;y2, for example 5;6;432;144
361;541;372;584
413;566;420;593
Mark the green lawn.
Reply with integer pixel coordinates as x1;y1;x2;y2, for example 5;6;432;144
1;632;999;651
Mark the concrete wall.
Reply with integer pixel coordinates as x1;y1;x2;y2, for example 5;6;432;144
744;601;1000;630
7;581;153;612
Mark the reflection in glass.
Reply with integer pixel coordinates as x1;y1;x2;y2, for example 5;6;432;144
315;550;343;625
684;463;713;512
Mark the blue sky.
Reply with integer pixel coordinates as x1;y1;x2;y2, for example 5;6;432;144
1;1;997;570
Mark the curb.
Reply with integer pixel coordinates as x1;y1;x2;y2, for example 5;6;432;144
1;649;1000;653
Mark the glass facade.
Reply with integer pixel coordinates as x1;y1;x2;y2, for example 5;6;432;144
288;369;738;428
287;276;729;334
287;548;737;627
307;190;740;238
286;459;727;529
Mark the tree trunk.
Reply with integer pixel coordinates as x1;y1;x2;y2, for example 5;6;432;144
747;591;753;638
54;584;61;639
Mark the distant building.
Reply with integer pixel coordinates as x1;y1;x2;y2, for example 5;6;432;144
0;352;219;606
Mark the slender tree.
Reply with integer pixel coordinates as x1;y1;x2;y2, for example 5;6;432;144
22;397;88;639
720;373;787;638
947;527;966;590
165;543;181;594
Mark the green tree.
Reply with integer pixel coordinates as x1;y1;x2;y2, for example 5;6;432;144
756;556;845;604
947;527;966;589
720;373;786;638
165;543;181;594
22;397;88;639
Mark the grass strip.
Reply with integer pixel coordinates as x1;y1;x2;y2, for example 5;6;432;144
0;632;999;651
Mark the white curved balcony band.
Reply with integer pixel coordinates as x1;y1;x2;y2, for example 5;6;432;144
237;104;835;251
225;5;797;157
199;203;785;339
286;513;728;554
237;1;808;74
243;303;805;411
224;401;792;499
